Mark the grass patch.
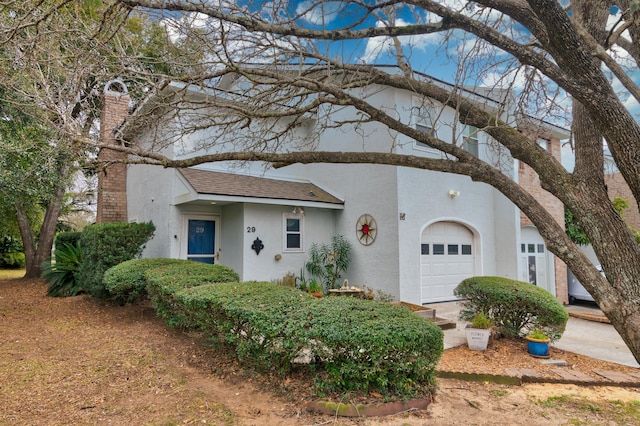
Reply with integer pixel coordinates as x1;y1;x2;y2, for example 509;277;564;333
580;402;601;413
536;395;640;424
491;389;508;397
537;395;571;407
0;269;25;279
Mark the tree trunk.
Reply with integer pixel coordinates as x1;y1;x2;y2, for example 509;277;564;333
602;294;640;365
15;202;37;277
16;162;71;279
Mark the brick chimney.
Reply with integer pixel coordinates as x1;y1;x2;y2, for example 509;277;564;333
96;80;130;223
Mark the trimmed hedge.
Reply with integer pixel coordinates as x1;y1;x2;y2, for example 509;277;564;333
454;276;568;341
144;261;240;327
103;258;187;304
77;222;155;299
173;282;312;367
104;259;443;399
173;282;443;398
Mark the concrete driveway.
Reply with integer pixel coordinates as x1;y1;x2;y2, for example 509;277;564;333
426;301;640;368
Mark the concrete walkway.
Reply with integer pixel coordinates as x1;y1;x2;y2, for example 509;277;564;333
425;300;640;368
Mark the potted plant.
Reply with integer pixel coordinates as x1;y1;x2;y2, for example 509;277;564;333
465;312;492;351
525;329;551;358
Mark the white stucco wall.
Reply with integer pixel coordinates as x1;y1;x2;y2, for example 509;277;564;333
493;190;520;279
127;164;174;258
239;204;337;282
395;168;511;304
284;163;401;298
220;203;244;277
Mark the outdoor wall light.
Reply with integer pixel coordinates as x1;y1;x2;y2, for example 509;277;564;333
292;206;305;215
448;189;461;198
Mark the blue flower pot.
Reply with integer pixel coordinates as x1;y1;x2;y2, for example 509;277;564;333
526;337;550;358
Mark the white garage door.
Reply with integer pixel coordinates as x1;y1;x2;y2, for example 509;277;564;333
420;222;475;303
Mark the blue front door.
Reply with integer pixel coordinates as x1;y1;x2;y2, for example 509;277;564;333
188;219;216;264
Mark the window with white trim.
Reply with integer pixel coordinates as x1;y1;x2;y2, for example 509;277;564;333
463;125;479;157
537;138;549;152
412;103;436;148
283;213;304;251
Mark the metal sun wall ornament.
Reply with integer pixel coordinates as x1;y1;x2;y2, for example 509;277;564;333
356;214;377;246
251;237;264;255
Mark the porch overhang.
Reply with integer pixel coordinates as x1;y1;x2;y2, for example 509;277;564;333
175;168;344;210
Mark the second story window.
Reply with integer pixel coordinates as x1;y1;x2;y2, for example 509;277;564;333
412;104;436;148
463;125;479;157
537;138;549;152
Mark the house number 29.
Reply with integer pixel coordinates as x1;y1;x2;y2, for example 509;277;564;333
246;226;256;233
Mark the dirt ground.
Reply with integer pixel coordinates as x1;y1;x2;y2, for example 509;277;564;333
1;276;640;425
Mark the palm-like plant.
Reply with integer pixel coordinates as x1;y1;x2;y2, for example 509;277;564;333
41;243;83;297
305;235;351;290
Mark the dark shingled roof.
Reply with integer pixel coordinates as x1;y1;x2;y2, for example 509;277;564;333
179;168;343;205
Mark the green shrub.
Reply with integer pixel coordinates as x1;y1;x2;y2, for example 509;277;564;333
144;261;239;327
173;282;443;399
0;236;23;253
55;231;82;249
454;276;568;342
41;243;83;297
103;258;187;304
77;222;155;299
309;297;442;397
0;251;25;269
0;237;23;269
174;282;313;367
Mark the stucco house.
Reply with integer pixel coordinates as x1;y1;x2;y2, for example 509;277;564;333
97;66;569;305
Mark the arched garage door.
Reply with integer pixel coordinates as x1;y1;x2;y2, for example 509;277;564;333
420;221;475;303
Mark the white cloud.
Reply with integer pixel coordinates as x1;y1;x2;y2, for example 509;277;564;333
480;68;528;90
296;1;344;26
359;18;442;63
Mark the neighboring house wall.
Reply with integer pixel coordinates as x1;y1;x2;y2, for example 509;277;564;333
605;172;640;230
517;135;568;303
